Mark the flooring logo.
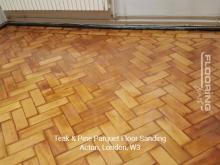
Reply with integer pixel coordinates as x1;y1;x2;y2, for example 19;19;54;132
195;52;212;112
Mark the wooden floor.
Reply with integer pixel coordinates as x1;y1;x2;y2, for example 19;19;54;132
0;26;220;165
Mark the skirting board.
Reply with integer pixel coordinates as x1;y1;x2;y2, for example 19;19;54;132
6;15;220;26
3;12;220;30
6;22;220;31
0;21;7;28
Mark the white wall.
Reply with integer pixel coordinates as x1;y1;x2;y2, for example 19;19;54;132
1;0;220;17
115;0;220;17
0;6;6;25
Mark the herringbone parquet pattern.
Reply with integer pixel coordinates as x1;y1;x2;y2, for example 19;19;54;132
0;26;220;165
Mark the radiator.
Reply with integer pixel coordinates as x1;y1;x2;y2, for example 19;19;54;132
0;0;112;21
0;0;109;11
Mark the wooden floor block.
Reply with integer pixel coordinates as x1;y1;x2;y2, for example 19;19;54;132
94;137;123;165
119;80;141;97
86;152;106;165
35;141;56;165
1;120;18;145
0;148;35;165
38;98;68;113
156;117;191;145
164;84;192;103
137;88;166;104
119;140;158;161
161;95;192;116
156;131;191;164
45;127;67;156
106;110;132;134
159;105;191;130
61;103;82;126
11;108;28;130
170;53;193;65
129;110;162;129
125;122;160;144
184;132;220;156
0;102;20;115
23;157;39;165
28;107;62;125
143;71;169;84
123;153;155;165
0;130;7;159
56;142;94;165
110;99;136;120
183;148;220;165
53;114;75;137
19;120;53;138
75;84;94;102
67;127;102;149
150;147;178;165
68;94;88;112
30;89;46;106
21;98;38;118
115;89;138;108
7;133;44;154
133;99;164;115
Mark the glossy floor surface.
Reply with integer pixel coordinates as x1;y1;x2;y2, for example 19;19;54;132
0;26;220;165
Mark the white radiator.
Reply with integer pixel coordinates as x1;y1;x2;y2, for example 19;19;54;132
0;0;109;11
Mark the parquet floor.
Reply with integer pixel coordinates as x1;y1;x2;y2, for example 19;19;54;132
0;26;220;165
